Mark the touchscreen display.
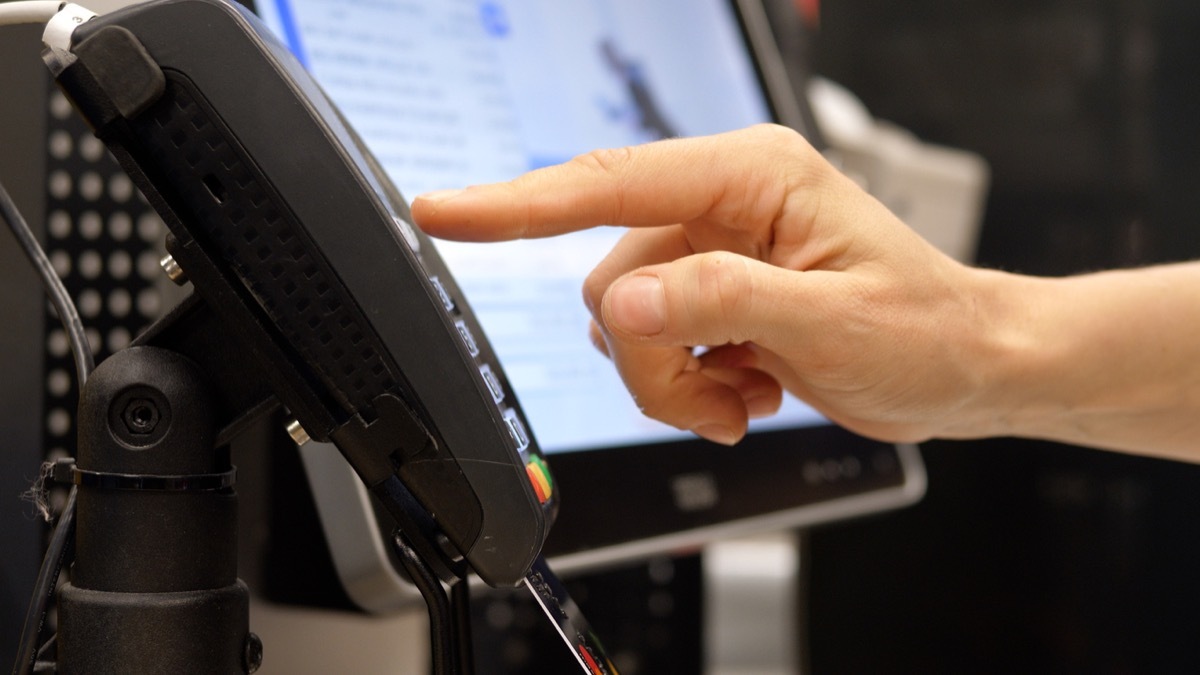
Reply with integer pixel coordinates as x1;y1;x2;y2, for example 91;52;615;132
255;0;827;453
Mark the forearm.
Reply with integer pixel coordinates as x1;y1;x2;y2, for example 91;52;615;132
965;262;1200;461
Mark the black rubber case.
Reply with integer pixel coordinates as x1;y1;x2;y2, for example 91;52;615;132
51;0;555;587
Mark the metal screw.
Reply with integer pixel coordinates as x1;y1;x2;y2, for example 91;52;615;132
122;398;160;435
243;632;263;673
160;254;188;285
285;419;311;446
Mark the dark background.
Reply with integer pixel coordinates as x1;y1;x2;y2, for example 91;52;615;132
806;0;1200;672
0;22;52;674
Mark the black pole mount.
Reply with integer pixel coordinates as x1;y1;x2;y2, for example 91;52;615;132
54;345;260;674
47;299;479;674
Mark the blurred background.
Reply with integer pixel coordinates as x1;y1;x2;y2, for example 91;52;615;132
806;0;1200;672
4;0;1200;672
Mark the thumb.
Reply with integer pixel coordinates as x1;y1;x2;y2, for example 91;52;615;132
600;251;797;348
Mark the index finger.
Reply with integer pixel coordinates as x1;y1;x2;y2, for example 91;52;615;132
409;124;820;242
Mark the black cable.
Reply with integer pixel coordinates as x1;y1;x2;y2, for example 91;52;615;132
0;180;93;383
1;179;93;675
12;488;75;675
393;531;458;675
450;577;475;675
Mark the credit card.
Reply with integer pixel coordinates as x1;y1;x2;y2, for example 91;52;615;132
523;556;619;675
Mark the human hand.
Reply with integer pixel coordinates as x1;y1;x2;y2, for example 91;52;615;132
411;124;1003;446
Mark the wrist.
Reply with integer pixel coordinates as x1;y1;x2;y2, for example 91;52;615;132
953;264;1200;458
942;266;1063;440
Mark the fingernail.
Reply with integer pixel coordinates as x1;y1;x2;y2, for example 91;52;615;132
415;188;466;204
694;423;738;446
607;275;665;336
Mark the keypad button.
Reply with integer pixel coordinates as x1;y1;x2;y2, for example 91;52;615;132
392;215;421;252
503;408;530;452
429;275;454;312
480;363;504;403
454;319;479;357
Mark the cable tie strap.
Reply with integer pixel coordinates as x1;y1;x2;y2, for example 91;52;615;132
69;465;236;491
42;3;98;53
51;457;77;485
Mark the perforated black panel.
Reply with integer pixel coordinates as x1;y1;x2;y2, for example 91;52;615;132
40;88;166;470
131;77;397;418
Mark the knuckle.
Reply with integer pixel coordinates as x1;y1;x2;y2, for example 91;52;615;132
571;146;636;177
569;146;636;222
635;394;668;420
745;124;820;177
581;269;609;316
693;252;752;340
748;123;807;153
